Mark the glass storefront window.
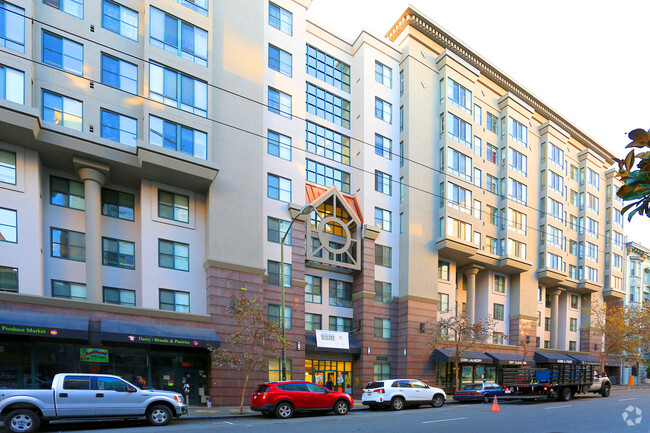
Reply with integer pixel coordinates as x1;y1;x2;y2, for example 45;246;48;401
305;358;353;393
268;357;292;381
485;366;496;382
461;365;473;385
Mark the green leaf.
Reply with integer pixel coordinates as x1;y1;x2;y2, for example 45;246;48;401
625;150;636;171
628;128;649;141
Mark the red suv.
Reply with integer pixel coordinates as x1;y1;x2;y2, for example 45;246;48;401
251;381;353;419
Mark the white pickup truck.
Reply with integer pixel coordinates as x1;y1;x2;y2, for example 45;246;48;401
0;373;187;432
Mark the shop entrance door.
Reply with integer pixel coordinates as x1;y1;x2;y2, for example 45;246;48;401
180;369;199;405
158;368;178;394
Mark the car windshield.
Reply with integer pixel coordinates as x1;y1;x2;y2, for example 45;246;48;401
365;381;384;389
462;384;482;390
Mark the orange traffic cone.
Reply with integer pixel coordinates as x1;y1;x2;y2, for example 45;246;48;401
490;396;500;412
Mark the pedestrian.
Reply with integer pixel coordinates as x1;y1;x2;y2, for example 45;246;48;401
325;376;334;390
132;376;145;389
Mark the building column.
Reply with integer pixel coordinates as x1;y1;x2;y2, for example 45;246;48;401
548;287;562;350
75;158;108;304
464;267;481;324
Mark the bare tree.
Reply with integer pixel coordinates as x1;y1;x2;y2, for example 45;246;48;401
425;312;499;391
210;287;286;414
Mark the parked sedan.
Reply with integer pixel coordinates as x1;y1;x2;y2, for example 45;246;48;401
362;379;446;410
251;381;352;419
453;382;506;403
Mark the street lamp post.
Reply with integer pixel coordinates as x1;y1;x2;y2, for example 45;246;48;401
280;204;314;381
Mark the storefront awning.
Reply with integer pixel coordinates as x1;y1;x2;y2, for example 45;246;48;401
0;310;88;340
305;331;361;354
534;351;576;364
99;319;219;348
567;354;601;366
433;349;493;364
485;352;534;366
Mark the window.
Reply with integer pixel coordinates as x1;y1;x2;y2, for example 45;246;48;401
158;190;189;223
375;61;392;87
486;175;498;195
374;208;391;232
486;144;497;165
268;303;292;330
586;266;598;283
0;208;16;243
268;358;292;381
447;148;472;181
305;313;322;331
0;2;24;52
544;317;551;331
569;165;578;181
0;150;15;185
587;193;599;214
52;177;86;213
447;78;471;113
473;168;482;188
102;237;135;269
375;244;392;268
52;280;86;300
306;83;350;127
549;143;564;168
374;281;392;303
447;183;472;214
330;279;352;308
102;0;138;41
329;316;352;332
447;217;472;242
159;289;189;312
42;31;83;75
42;90;82;131
546;226;563;249
149;64;207;117
158;239;189;271
267;217;291;245
587;168;599;190
509;148;527;175
268;260;291;287
507;238;526;260
305;122;349;164
439;293;449;312
613;253;623;270
375;171;392;195
613;209;624;227
150;7;208;66
0;266;17;292
569;190;578;207
175;0;207;16
569;317;577;332
509;117;527;146
399;70;404;95
537;311;541;327
493;332;504;345
149;115;207;159
306;159;350;193
268;44;292;76
51;228;85;261
374;318;391;338
305;275;322;304
494;275;505;293
269;2;292;35
586;242;598;263
493;303;504;321
507;208;526;234
438;261;450;281
103;286;135;306
306;45;350;92
486;112;498;134
569;341;576;351
375;98;392;123
485;236;498;254
0;65;23;104
400;106;403;131
447;113;472;146
101;109;136;146
586;217;599;238
613;231;624;249
548;198;564;223
374;363;391;381
375;134;392;159
545;253;563;271
508;178;527;205
569;265;583;280
101;53;137;94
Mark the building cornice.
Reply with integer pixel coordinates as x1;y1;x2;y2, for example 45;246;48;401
386;7;616;165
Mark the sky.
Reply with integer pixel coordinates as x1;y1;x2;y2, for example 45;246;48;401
307;0;650;247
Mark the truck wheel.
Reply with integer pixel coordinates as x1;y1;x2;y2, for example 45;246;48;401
559;387;572;401
601;384;611;398
146;404;172;426
5;409;41;433
391;396;405;411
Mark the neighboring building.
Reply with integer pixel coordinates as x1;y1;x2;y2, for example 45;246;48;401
622;241;650;384
0;1;624;404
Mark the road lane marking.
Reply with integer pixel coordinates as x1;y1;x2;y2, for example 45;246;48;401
422;417;467;424
544;405;571;410
619;398;637;401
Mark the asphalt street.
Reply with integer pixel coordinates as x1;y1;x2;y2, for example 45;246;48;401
5;388;650;433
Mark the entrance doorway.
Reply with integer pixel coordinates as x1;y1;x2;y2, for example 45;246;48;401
305;360;352;393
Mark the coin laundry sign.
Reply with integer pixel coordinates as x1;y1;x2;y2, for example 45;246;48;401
0;324;59;337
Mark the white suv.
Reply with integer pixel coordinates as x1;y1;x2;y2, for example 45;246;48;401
362;379;446;410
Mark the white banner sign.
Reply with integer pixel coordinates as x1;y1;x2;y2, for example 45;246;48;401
315;330;349;350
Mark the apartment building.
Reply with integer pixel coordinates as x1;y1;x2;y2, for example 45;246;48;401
0;0;624;404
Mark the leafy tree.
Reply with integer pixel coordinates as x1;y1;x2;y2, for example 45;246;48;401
210;287;286;414
585;301;650;373
424;312;499;391
615;129;650;220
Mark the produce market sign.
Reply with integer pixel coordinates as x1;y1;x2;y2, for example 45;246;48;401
0;324;60;337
